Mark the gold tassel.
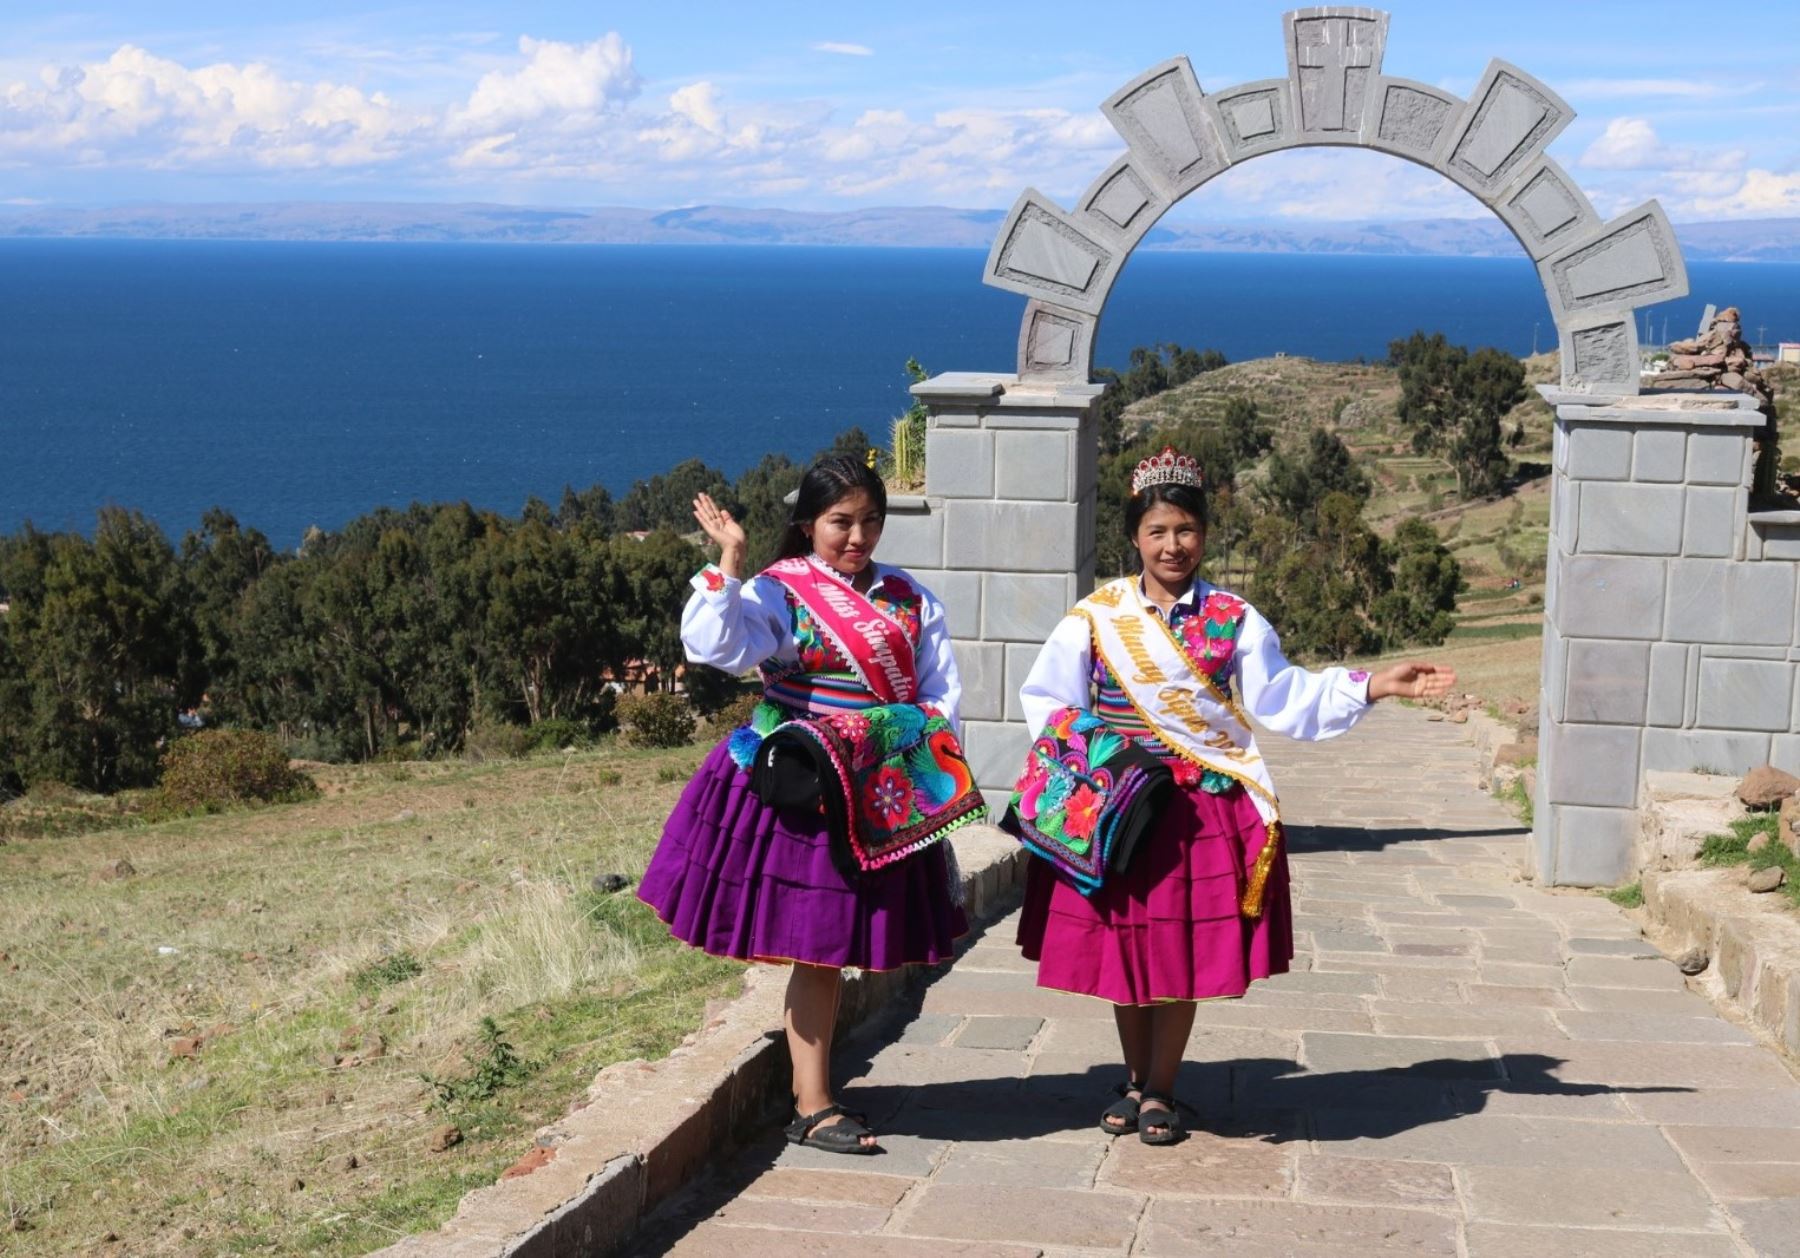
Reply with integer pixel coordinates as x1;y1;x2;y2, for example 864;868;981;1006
1239;820;1283;918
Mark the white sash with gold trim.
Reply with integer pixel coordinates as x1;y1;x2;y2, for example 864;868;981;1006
1073;576;1285;917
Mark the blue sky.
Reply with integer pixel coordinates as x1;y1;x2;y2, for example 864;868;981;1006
3;1;1796;220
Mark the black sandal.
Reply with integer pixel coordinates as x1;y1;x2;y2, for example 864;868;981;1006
1137;1089;1190;1146
783;1103;878;1155
1099;1078;1144;1136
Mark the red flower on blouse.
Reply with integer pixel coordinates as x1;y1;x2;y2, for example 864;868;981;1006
880;575;914;603
701;566;726;592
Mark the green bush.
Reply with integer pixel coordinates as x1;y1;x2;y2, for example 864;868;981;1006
523;717;592;753
617;692;696;749
463;719;533;763
153;729;318;815
352;949;424;993
708;691;762;733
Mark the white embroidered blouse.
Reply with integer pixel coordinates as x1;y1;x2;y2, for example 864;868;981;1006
1017;577;1373;743
681;557;964;731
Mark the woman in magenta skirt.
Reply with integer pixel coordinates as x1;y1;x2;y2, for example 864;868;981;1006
637;455;970;1155
1014;446;1455;1144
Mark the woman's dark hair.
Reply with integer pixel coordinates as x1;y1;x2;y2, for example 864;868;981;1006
776;455;888;560
1123;481;1208;542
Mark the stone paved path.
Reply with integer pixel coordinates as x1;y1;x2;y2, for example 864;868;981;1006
632;706;1800;1257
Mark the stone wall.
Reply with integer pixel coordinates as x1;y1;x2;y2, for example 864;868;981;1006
887;373;1102;799
1534;385;1787;884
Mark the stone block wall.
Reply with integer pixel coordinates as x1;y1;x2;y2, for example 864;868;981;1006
893;373;1103;800
1535;386;1784;885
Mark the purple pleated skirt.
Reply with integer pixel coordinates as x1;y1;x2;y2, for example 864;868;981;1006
637;739;968;971
1016;781;1292;1005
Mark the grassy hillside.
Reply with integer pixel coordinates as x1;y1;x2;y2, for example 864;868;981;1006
0;740;739;1255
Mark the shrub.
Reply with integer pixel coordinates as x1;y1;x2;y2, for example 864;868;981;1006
154;729;318;815
463;719;533;763
420;1016;532;1107
617;692;696;749
708;691;762;734
352;949;424;993
522;717;592;754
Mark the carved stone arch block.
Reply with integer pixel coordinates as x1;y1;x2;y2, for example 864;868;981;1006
1436;59;1575;204
984;189;1120;317
1558;311;1641;393
1204;79;1298;163
1101;57;1231;197
1076;156;1169;250
1285;6;1389;144
1494;157;1601;261
1017;300;1098;383
1539;199;1689;324
1364;76;1463;163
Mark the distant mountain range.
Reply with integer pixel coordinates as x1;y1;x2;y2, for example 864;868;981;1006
2;201;1797;261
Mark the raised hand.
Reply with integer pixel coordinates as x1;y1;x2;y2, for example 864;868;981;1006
693;493;748;578
1368;661;1458;702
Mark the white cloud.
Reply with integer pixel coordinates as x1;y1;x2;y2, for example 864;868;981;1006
811;42;873;57
12;34;1783;224
0;44;425;170
450;34;639;131
1688;169;1800;216
1578;116;1745;173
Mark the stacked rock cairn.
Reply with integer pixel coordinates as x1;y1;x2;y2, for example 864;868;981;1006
1653;306;1783;498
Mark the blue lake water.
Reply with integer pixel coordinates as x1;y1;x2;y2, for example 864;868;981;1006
3;239;1796;547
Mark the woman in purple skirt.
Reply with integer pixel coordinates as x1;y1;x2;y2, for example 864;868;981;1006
637;455;969;1155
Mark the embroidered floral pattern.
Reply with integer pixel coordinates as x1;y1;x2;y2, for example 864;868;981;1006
1349;669;1370;683
1063;783;1103;840
1176;590;1246;679
866;765;913;826
870;576;922;644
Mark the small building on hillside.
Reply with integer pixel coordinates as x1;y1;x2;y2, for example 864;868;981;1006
1780;343;1800;366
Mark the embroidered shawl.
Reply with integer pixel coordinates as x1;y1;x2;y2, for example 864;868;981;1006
1001;706;1173;896
752;703;987;878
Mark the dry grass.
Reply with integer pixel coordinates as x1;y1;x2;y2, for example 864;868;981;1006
0;741;738;1255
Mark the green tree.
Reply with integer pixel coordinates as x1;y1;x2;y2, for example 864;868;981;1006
1371;516;1461;648
1221;396;1274;467
1264;427;1371;528
178;508;280;714
555;483;616;535
475;518;625;729
612;530;706;691
729;452;803;571
1447;347;1526;497
0;510;190;790
1389;332;1525;497
619;459;733;533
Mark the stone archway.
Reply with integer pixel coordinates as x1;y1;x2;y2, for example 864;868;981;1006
898;7;1787;889
981;6;1688;392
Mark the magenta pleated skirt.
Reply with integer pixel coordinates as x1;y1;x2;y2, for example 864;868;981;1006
1016;780;1292;1005
637;739;968;971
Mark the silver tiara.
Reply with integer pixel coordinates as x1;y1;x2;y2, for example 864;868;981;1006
1131;446;1203;495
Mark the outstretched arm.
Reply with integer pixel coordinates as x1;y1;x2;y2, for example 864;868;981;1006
1367;660;1458;702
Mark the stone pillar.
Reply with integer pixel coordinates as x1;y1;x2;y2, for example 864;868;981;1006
893;372;1104;803
1535;385;1769;884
